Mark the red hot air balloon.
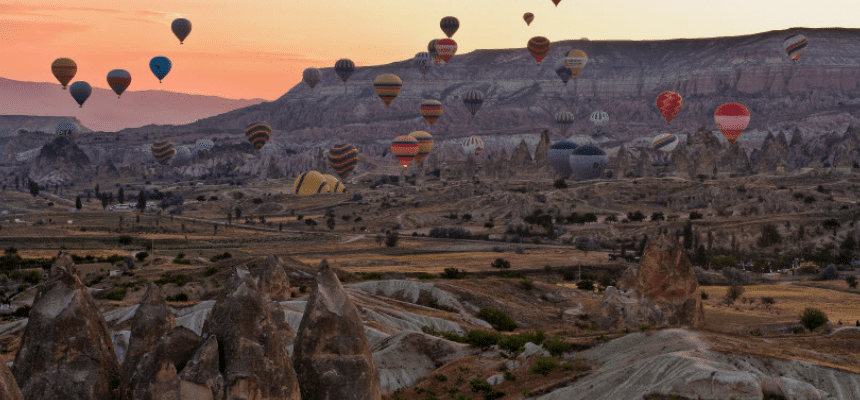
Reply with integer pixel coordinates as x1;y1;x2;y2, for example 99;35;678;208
656;91;683;124
714;103;750;145
552;0;562;6
391;135;419;168
420;100;443;127
106;69;131;98
527;37;551;64
523;13;534;26
435;39;457;64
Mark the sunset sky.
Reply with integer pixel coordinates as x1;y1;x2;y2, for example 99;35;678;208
1;0;857;101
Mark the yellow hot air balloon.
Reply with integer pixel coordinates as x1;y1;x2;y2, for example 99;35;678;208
51;58;77;89
374;74;402;108
563;49;588;80
321;174;346;193
293;171;328;195
408;131;434;163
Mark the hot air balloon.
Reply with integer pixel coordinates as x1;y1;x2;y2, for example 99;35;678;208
590;111;609;133
69;81;91;108
523;13;534;26
555;112;574;135
391;135;419;168
552;0;562;6
374;74;402;108
784;34;807;63
334;59;355;84
463;90;484;116
440;16;459;38
652;133;679;152
568;145;607;181
245;122;272;151
56;123;77;136
321;174;346;194
328;143;359;180
413;52;434;77
428;39;442;64
656;91;683;124
714;103;750;145
171;18;192;44
175;145;192;158
528;37;551;64
408;131;434;163
420;100;443;127
106;69;131;98
149;56;171;83
294;171;328;195
303;68;321;89
564;49;587;79
462;136;484;157
547;141;578;177
196;139;214;151
51;58;76;89
436;39;458;65
555;63;573;85
151;141;176;165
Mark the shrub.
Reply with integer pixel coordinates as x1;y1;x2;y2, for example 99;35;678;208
118;235;133;245
800;308;829;331
491;258;511;270
360;272;382;280
104;289;127;301
209;252;232;262
560;270;576;281
469;379;493;393
464;330;502;350
627;211;646;222
847;276;858;289
701;291;709;300
135;251;149;262
520;278;534;291
722;268;749;286
761;296;776;309
503;370;515;381
650;212;665;221
576;280;595;291
440;268;467;279
725;285;745;305
416;272;436;280
757;224;782;247
197;195;206;202
477;307;517;331
252;198;263;204
429;227;472;239
530;356;560;376
385;230;399;247
12;306;31;318
553;179;567;189
166;292;189;302
689;211;703;220
820;265;839;281
544;339;573;356
205;266;218;276
604;214;618;223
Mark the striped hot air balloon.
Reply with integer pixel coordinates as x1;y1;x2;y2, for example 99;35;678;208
462;136;484;157
714;103;750;145
656;91;683;124
303;68;321;89
151;141;176;165
171;18;192;44
245;122;271;151
555;111;574;135
51;58;76;89
547;141;578;177
435;39;457;64
590;111;609;133
528;36;551;64
391;135;419;168
374;74;402;108
463;90;484;116
440;16;459;38
321;174;347;194
56;123;77;136
334;59;355;84
652;133;679;152
563;49;588;79
328;143;359;180
408;131;434;163
783;34;807;63
293;171;328;195
420;100;443;127
523;13;534;26
428;39;442;64
106;69;131;98
568;145;607;181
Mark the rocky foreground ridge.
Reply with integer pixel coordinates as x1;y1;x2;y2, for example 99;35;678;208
1;244;858;399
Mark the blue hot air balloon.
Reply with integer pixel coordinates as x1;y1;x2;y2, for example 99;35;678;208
150;56;172;83
69;81;92;108
568;145;607;181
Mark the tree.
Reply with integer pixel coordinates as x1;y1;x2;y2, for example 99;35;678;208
235;207;242;219
385;230;398;247
94;183;100;196
847;276;858;289
757;224;782;248
118;187;125;204
639;234;648;256
491;258;511;270
800;308;828;331
29;180;39;197
650;212;665;222
137;191;146;212
101;194;109;209
326;217;336;231
75;196;82;210
683;221;693;249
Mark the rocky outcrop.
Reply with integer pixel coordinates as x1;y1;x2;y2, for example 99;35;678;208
126;327;202;400
598;235;703;330
177;336;224;400
292;260;381;400
372;331;470;393
122;283;176;396
12;252;121;400
202;267;300;399
257;254;291;301
0;362;23;400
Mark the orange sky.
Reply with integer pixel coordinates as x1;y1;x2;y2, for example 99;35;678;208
2;0;858;101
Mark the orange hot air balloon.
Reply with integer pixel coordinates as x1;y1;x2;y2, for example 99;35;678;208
528;36;551;64
523;13;534;26
408;131;434;163
714;103;750;145
374;74;402;108
420;100;443;127
391;135;419;168
51;58;77;90
655;91;683;124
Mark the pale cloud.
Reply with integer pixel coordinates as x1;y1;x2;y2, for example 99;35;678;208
0;20;90;46
0;4;121;15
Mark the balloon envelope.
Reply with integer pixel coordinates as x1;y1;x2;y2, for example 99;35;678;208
408;131;434;163
334;59;355;83
245;122;272;151
196;139;214;151
590;111;609;132
523;12;534;26
151;141;176;165
106;69;131;97
328;143;359;180
69;81;91;108
51;58;76;89
320;174;346;193
463;90;484;116
552;0;562;6
175;146;192;158
56;123;77;136
303;68;321;89
555;64;572;85
528;37;551;64
391;135;419;168
440;16;459;38
420;100;443;127
656;91;683;124
149;56;171;82
462;136;484;157
435;39;457;64
563;49;587;79
428;39;441;64
784;34;807;62
547;141;578;177
294;171;328;195
171;18;191;44
714;103;750;145
413;52;434;77
568;145;607;180
652;133;679;152
555;112;574;135
374;74;402;108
